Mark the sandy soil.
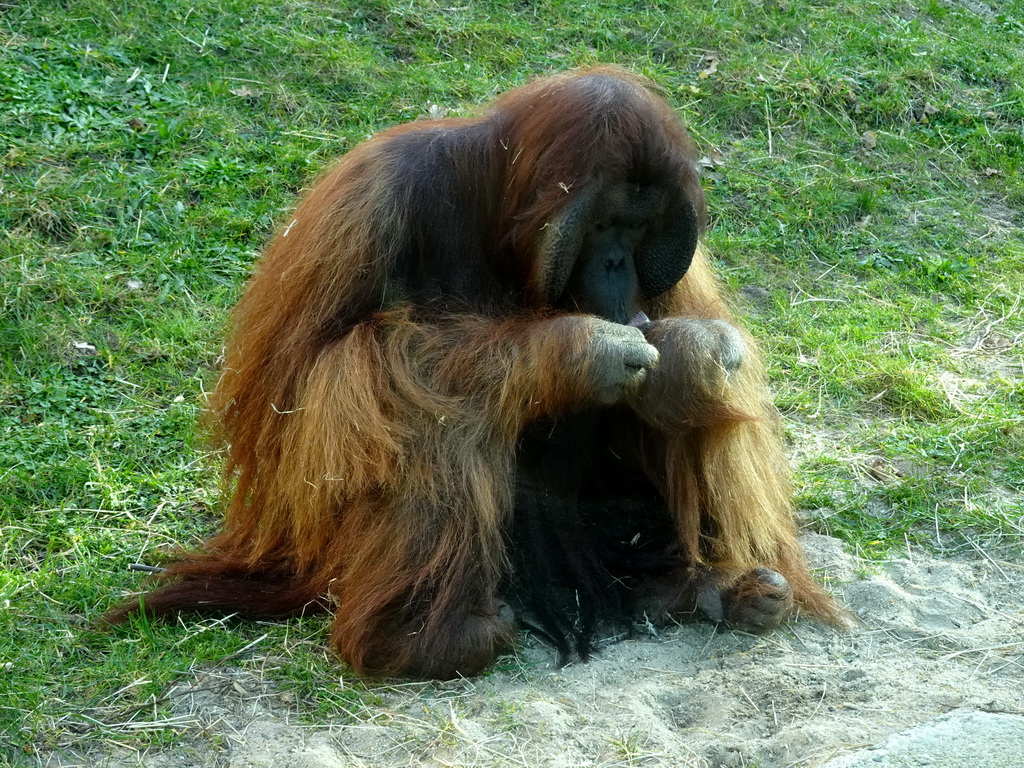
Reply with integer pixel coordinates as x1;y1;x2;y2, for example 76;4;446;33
42;532;1023;768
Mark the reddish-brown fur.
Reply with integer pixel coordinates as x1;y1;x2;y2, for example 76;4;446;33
107;68;844;678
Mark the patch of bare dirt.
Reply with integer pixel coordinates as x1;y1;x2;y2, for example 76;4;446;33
41;534;1024;768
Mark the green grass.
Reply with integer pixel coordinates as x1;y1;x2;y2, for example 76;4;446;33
2;0;1023;762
